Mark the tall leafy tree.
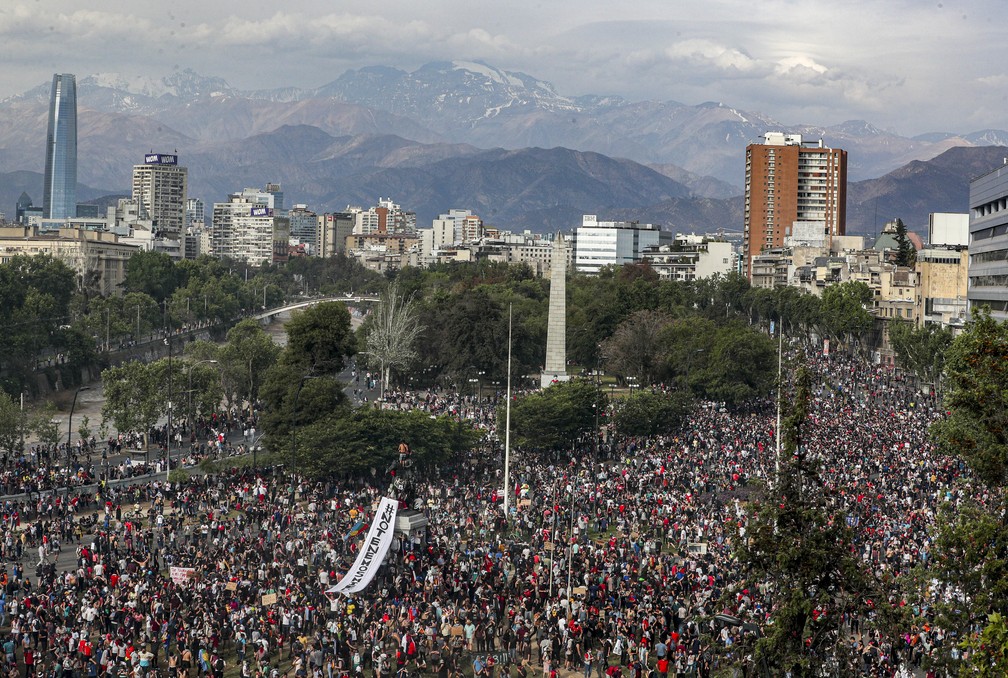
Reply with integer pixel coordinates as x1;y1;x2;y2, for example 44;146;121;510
733;366;901;674
0;392;24;455
123;250;181;304
601;309;672;385
893;218;917;268
101;361;163;454
507;380;599;451
284;302;356;375
363;283;424;393
922;310;1008;673
216;319;281;409
820;281;873;355
931;310;1008;487
30;401;62;448
612;389;690;437
887;320;953;388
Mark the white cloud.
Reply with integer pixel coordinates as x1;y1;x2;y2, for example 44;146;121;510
0;0;1004;134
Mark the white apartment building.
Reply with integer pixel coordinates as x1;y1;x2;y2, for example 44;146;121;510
131;153;188;239
642;237;734;281
211;192;290;266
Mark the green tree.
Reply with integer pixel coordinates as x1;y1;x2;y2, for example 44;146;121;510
77;415;92;443
601;309;672;385
295;408;480;478
887;320;953;388
0;255;76;382
923;311;1008;673
656;317;717;392
31;401;61;448
733;366;901;674
0;392;23;455
284;302;356;374
101;361;163;454
217;319;281;410
931;310;1008;487
123;250;181;304
695;323;776;405
820;281;873;355
507;380;598;451
893;218;917;268
259;372;350;458
612;389;691;437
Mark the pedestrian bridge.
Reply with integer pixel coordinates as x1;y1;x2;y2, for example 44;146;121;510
252;294;380;321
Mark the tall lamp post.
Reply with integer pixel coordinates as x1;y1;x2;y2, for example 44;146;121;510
67;386;91;456
164;335;172;481
184;359;219;475
291;373;319;502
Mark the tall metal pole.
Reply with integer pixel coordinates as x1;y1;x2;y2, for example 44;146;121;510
775;321;783;485
503;303;513;518
67;386;90;456
166;337;172;483
186;360;218;469
19;393;25;454
567;479;575;597
291;374;317;508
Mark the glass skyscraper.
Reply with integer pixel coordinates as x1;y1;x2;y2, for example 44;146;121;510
42;73;77;220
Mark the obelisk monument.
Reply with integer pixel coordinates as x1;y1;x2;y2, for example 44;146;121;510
541;232;570;388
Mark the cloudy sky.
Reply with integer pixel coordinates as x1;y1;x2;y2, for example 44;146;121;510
0;0;1003;136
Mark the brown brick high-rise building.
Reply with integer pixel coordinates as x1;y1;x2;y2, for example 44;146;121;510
743;132;847;278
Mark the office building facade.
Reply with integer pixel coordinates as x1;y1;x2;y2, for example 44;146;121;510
743;132;846;278
573;215;664;275
968;165;1008;321
42;73;78;220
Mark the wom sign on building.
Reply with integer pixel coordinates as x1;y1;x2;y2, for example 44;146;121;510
329;497;398;595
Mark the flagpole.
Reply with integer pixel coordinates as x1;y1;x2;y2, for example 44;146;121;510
504;303;513;519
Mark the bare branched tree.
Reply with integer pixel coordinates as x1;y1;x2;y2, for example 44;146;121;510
364;283;424;397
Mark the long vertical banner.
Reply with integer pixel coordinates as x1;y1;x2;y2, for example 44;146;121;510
330;496;398;595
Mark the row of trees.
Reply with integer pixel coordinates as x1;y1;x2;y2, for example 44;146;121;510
358;261;876;400
0;249;386;401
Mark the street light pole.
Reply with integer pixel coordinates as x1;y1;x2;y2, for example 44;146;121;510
186;359;219;475
291;373;318;497
67;386;91;457
165;336;172;482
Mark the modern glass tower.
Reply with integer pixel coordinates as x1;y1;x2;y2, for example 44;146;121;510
42;73;77;220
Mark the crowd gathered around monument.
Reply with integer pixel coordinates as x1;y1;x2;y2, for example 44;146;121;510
0;346;968;678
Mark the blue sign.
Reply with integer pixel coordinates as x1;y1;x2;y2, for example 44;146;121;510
250;206;272;217
144;153;178;165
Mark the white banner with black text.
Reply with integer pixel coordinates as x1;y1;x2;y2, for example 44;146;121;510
331;496;399;595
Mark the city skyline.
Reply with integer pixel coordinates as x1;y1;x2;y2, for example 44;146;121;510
0;1;1004;137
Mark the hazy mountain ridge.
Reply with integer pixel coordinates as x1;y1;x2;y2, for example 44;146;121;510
0;64;1006;238
5;62;1005;186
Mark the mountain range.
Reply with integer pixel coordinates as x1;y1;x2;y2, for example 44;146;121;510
1;62;1006;236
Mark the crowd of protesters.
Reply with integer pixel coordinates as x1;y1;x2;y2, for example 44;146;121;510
0;346;966;678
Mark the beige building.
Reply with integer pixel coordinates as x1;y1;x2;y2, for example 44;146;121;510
317;212;354;258
0;225;138;295
916;248;968;329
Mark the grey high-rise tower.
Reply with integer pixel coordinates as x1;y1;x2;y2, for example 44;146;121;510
42;73;77;220
541;233;570;388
